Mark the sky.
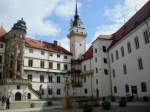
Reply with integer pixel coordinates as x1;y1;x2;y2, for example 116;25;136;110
0;0;149;50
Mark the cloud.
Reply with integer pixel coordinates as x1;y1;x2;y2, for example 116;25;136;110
92;0;149;42
55;0;78;18
0;0;79;37
58;37;70;51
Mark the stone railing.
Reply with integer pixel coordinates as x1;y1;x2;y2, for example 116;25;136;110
0;79;31;85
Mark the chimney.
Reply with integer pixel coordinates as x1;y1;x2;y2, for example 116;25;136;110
53;40;58;46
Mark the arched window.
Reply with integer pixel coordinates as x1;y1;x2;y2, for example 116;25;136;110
114;86;117;93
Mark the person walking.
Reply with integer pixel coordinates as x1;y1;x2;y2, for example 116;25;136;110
1;96;6;110
6;97;10;110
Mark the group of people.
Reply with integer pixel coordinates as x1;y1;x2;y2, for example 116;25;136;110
1;96;10;110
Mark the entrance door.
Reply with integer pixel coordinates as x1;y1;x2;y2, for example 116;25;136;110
15;92;21;101
96;89;99;98
131;86;137;97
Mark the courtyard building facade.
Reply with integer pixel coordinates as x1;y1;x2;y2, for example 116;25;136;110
0;1;150;101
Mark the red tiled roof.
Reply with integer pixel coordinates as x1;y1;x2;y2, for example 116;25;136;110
25;37;72;55
109;1;150;49
0;26;7;38
83;46;93;60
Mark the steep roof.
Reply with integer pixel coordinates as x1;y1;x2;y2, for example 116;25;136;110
25;37;72;55
109;1;150;49
83;46;93;60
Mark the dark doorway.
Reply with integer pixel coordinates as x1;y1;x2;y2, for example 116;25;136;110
131;86;137;96
27;93;31;99
96;89;99;98
15;92;21;101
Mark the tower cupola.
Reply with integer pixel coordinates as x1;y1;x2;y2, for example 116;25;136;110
12;18;27;34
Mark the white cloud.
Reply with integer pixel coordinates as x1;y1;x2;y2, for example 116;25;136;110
58;37;70;51
0;0;79;37
55;0;78;18
92;0;149;42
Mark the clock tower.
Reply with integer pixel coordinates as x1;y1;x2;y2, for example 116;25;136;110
67;0;87;60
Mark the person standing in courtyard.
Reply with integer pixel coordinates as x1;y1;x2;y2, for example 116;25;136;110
6;97;10;110
1;96;6;110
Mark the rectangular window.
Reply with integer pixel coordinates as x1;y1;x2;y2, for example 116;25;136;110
115;50;119;60
125;84;129;93
57;76;60;83
123;64;127;74
104;69;108;75
40;61;45;68
127;42;131;53
64;64;68;70
96;68;98;73
103;46;107;53
28;74;32;81
29;48;33;53
28;59;33;67
49;62;53;69
57;54;60;58
121;46;125;57
48;89;53;95
103;58;107;64
111;53;114;63
84;77;86;83
64;56;67;59
48;76;52;83
0;55;2;63
0;44;3;48
40;75;44;83
41;51;45;55
57;63;60;70
138;58;143;70
141;82;147;92
134;36;140;49
143;30;149;44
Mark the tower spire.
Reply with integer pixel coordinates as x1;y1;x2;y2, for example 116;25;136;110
75;0;78;16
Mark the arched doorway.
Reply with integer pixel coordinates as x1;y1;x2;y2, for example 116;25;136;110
27;93;31;99
15;92;21;101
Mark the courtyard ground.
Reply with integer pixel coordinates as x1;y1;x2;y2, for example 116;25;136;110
0;101;150;112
